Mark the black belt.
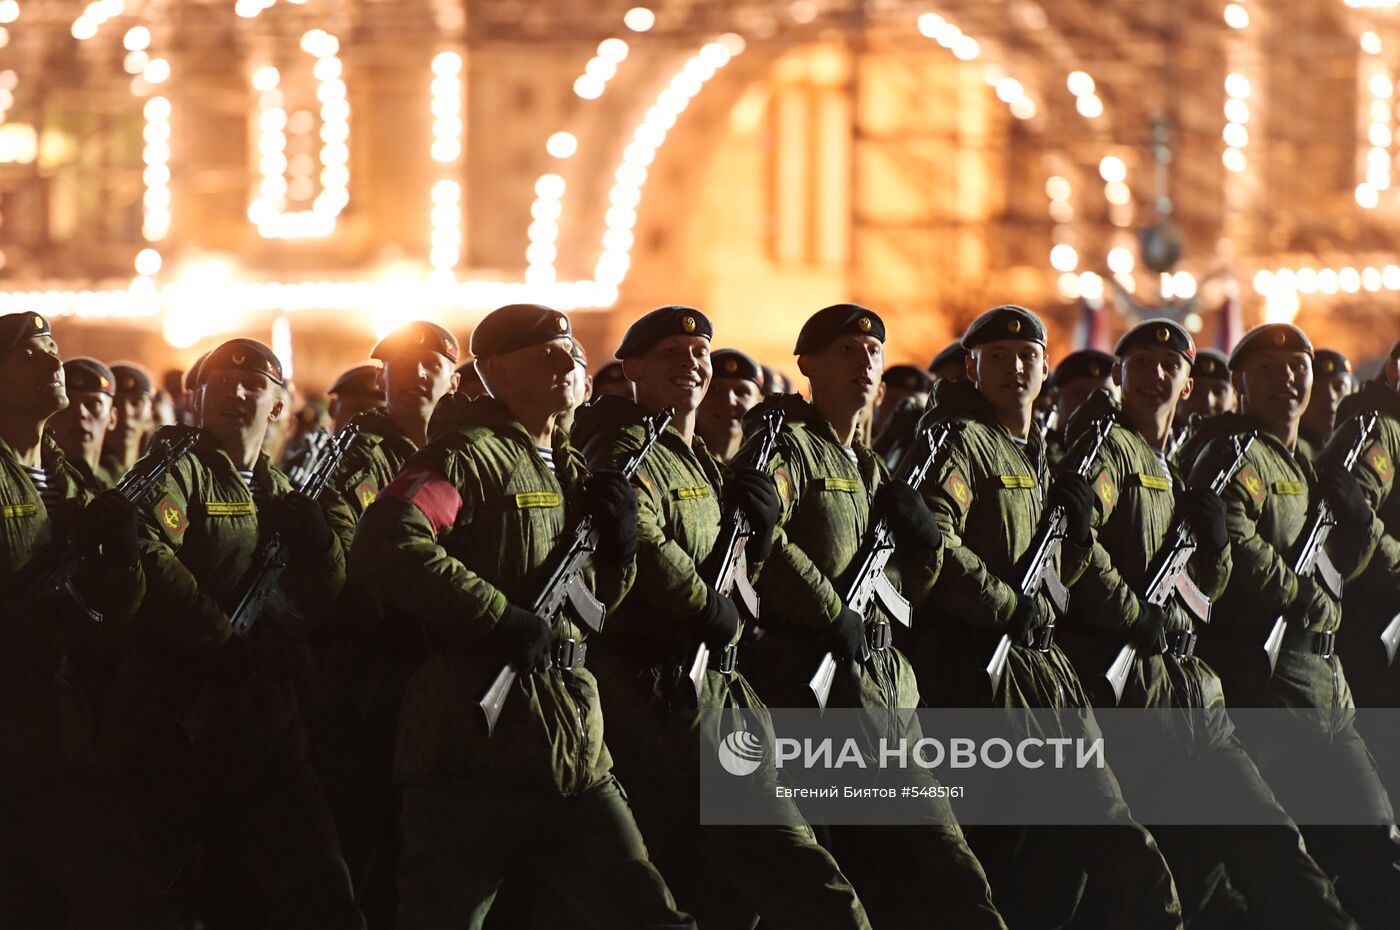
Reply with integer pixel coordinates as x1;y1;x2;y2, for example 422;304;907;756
1164;630;1197;659
1282;628;1336;659
553;639;587;670
1018;622;1056;652
710;643;738;675
866;620;893;653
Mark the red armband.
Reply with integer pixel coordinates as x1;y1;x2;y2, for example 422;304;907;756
380;466;462;535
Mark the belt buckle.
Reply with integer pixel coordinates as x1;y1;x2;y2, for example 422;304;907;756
867;620;892;652
714;643;738;675
1167;630;1197;659
1316;631;1336;660
553;638;585;670
1031;622;1055;653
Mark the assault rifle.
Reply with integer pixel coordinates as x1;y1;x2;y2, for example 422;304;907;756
1103;431;1256;702
23;424;201;622
479;406;675;734
228;421;362;636
1262;411;1379;673
807;420;958;710
985;415;1115;697
686;408;785;699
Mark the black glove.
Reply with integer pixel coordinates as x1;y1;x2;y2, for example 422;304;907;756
494;604;553;674
693;585;741;652
1179;488;1228;552
1048;474;1095;546
78;489;139;569
829;606;869;663
1129;602;1169;654
874;480;943;552
1007;593;1049;645
272;491;335;555
585;470;638;564
728;467;780;564
1319;463;1372;531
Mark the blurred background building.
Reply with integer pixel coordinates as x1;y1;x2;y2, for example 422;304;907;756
0;0;1395;388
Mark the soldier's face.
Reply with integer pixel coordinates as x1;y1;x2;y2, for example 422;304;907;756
930;360;966;384
1056;375;1116;424
969;339;1048;415
487;337;578;416
0;335;67;419
801;335;883;409
49;390;114;455
199;368;285;438
624;335;712;415
1181;377;1235;417
1305;373;1352;422
113;391;155;440
383;349;459;420
1116;347;1191;421
329;392;382;432
1233;349;1312;429
698;376;760;437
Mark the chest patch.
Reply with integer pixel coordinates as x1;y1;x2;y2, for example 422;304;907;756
670;485;710;501
157;497;186;538
1270;481;1306;496
355;480;378;509
1237;466;1267;505
205;500;255;516
1;502;37;519
945;472;973;509
820;476;862;493
513;491;561;509
1132;473;1171;492
1365;443;1394;482
998;474;1037;490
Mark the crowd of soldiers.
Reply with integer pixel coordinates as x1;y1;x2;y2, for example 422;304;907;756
2;297;1399;930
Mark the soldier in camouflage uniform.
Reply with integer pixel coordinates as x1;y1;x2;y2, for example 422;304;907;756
592;360;632;400
1298;349;1355;461
573;306;871;930
1187;323;1400;927
101;362;156;483
1058;320;1355;928
48;357;118;492
349;303;695;930
103;337;364;929
695;348;765;463
912;305;1182;930
1043;349;1116;468
740;303;1007;930
0;311;174;929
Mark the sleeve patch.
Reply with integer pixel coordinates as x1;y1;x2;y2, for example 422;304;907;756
355;480;378;509
1094;472;1118;514
381;466;462;535
944;472;973;509
774;468;793;506
1237;466;1267;505
1365;443;1394;482
156;497;186;539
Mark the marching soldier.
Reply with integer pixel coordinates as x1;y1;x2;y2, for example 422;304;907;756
1298;349;1355;460
928;341;969;385
314;321;461;926
1187;323;1400;928
592;360;633;400
694;347;765;463
1044;348;1116;466
740;303;1007;930
0;311;173;929
103;337;364;929
328;364;386;432
456;358;489;399
48;357;118;492
873;365;931;436
102;363;157;480
1058;320;1356;928
348;303;695;930
912;305;1183;930
1177;348;1236;423
572;306;871;930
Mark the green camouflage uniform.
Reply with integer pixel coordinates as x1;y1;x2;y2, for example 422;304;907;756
912;379;1182;930
348;395;694;930
101;431;363;930
739;393;1007;930
1058;393;1355;929
1189;412;1400;927
0;433;172;929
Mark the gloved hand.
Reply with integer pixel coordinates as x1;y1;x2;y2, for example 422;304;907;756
1129;602;1170;654
1007;593;1049;645
1179;488;1229;552
1286;575;1340;630
494;604;553;674
78;489;139;569
829;606;869;664
693;585;741;652
1319;463;1372;531
272;491;335;556
1048;474;1095;546
728;467;780;564
585;470;639;564
874;480;943;552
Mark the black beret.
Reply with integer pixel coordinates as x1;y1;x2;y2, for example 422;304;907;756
184;351;212;393
710;349;764;387
0;311;51;357
110;362;152;396
1228;324;1313;371
593;361;627;387
329;364;384;398
1312;349;1352;378
197;338;285;386
1191;349;1230;380
794;304;885;355
371;321;460;364
961;305;1047;349
928;342;968;374
471;304;573;359
1051;350;1115;389
616;306;712;359
63;358;115;396
760;364;791;395
882;364;932;393
1114;319;1196;364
